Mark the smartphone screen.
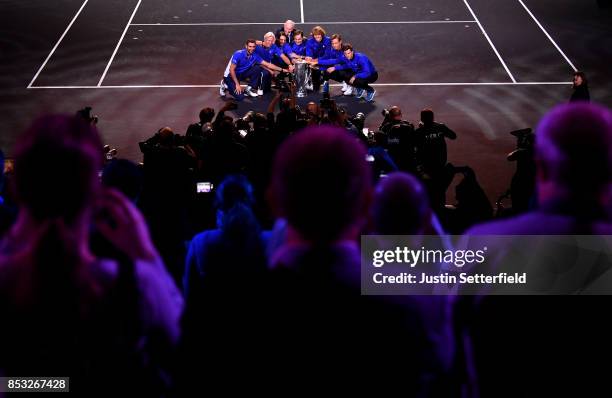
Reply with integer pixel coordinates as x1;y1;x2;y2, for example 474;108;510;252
196;182;213;193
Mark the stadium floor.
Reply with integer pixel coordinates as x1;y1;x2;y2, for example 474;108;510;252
1;0;611;202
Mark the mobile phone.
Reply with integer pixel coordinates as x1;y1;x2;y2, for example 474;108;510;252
196;182;213;193
239;129;248;137
362;128;369;137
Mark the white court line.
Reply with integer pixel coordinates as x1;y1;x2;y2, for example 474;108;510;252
27;0;89;88
300;0;305;23
130;20;477;26
462;0;516;83
517;0;577;72
28;82;571;89
98;0;142;87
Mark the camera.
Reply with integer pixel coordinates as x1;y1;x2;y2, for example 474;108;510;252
196;182;214;193
103;145;118;161
507;128;534;161
77;106;98;125
510;128;534;150
381;108;390;118
320;92;334;110
273;75;291;93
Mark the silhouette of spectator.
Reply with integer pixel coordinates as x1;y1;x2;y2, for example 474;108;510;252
183;174;267;298
101;158;143;203
0;115;183;395
372;172;434;234
465;102;612;397
262;126;451;393
370;172;477;396
177;174;269;394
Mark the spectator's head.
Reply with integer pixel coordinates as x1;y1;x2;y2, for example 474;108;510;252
536;102;612;205
215;175;258;235
372;173;431;234
13;114;102;224
573;71;588;88
215;174;254;212
102;159;143;203
311;26;326;42
199;107;215;123
331;34;342;50
270;126;372;244
263;32;275;48
284;20;295;34
420;109;434;126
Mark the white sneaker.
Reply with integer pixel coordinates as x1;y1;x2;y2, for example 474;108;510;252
341;82;348;92
343;85;354;96
245;86;258;97
219;79;227;96
257;88;264;96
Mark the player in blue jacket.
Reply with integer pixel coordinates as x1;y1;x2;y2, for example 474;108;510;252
255;32;294;94
305;26;331;91
284;30;307;61
220;39;290;101
314;34;352;96
334;43;378;102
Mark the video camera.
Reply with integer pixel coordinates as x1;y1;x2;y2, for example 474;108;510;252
507;128;534;161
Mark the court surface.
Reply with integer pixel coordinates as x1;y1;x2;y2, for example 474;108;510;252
2;0;611;202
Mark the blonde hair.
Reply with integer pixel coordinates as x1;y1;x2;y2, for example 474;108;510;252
311;26;326;37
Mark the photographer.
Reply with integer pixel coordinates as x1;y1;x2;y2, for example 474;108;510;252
442;165;493;233
379;106;417;172
507;128;536;214
138;127;196;282
413;108;457;209
267;81;300;136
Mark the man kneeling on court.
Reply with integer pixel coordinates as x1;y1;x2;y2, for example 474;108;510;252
334;43;378;102
220;39;290;101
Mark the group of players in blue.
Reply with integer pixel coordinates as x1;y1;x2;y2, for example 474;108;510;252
220;20;378;102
